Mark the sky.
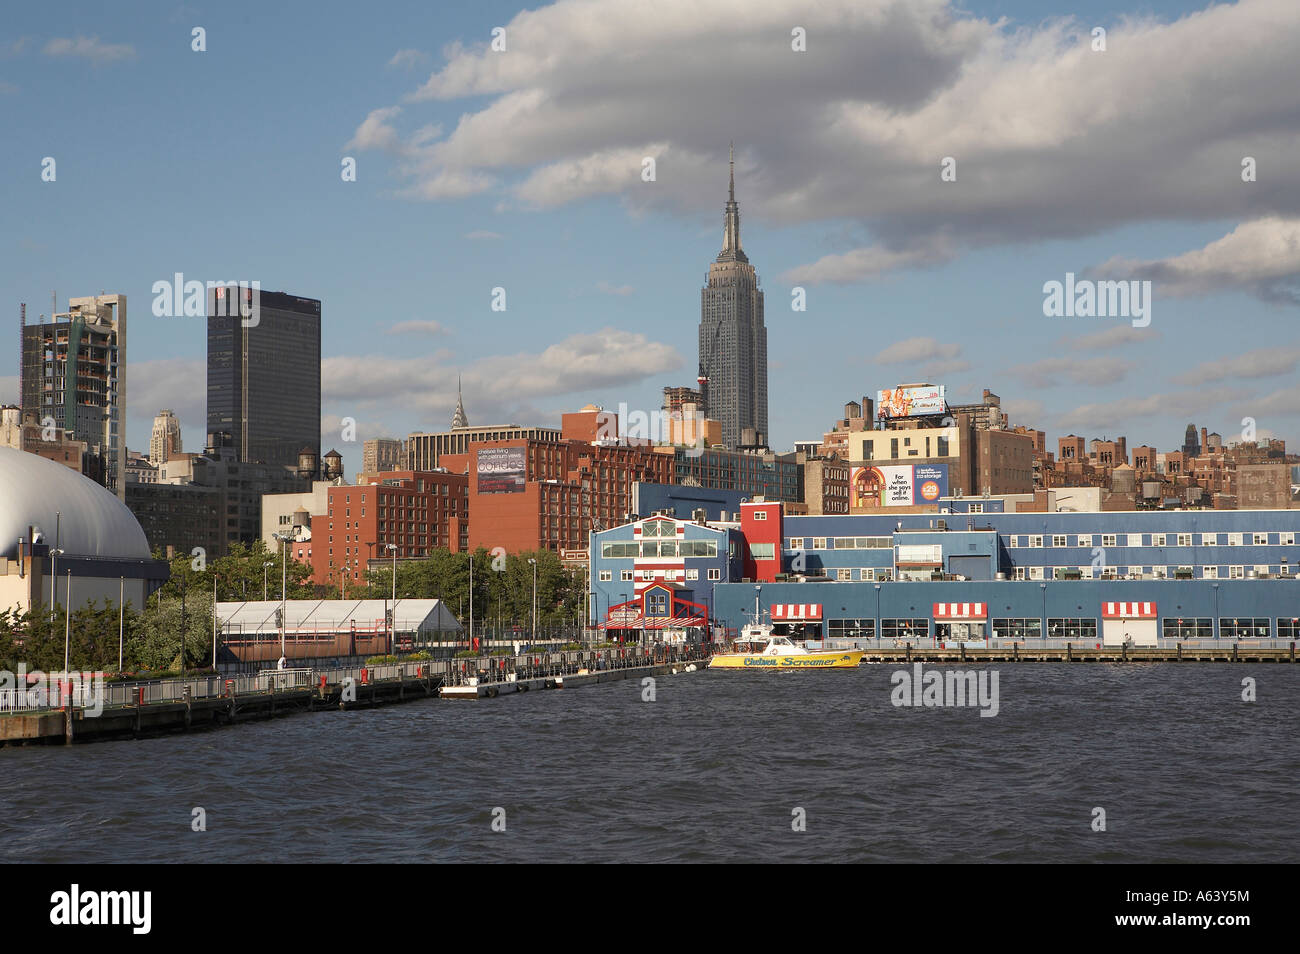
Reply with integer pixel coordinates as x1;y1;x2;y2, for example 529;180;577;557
3;0;1299;479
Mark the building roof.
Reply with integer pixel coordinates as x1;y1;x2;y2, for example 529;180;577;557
0;447;151;560
214;598;462;634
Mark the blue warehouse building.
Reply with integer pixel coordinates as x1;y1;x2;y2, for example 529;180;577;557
592;498;1300;646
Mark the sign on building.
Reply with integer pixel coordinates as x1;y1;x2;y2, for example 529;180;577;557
476;447;526;494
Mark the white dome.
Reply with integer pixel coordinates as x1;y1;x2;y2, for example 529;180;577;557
0;447;151;560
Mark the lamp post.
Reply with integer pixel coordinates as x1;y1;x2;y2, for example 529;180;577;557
263;561;273;601
1040;582;1048;642
118;576;125;673
386;543;397;655
528;558;538;640
63;569;72;676
212;573;218;669
50;544;64;625
874;583;882;640
273;532;290;664
1212;582;1220;639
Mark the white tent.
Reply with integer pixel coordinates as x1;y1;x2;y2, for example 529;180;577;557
216;598;462;638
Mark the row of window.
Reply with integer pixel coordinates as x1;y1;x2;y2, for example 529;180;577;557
601;541;719;558
787;536;892;550
1009;532;1295;548
820;617;1299;638
597;568;722;582
1011;565;1286;580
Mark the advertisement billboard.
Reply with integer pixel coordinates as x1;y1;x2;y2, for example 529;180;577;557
476;447;526;494
851;464;949;508
876;385;946;420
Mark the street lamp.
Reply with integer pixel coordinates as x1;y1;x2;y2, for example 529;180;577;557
273;531;290;665
263;561;274;601
49;545;64;625
874;583;882;640
63;569;72;676
529;558;538;640
386;543;397;654
118;576;125;673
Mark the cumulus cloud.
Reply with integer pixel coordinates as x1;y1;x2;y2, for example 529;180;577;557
388;49;427;69
1090;217;1300;305
1056;386;1250;432
322;328;682;427
1065;325;1161;351
876;337;961;365
1171;346;1300;385
43;36;135;64
1008;356;1134;389
344;0;1300;285
125;359;207;430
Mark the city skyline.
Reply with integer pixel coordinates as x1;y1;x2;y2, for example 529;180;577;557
3;0;1299;481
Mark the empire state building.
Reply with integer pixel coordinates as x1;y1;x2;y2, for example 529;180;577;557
698;145;767;449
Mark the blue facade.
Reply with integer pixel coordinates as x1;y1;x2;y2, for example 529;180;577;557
631;482;747;521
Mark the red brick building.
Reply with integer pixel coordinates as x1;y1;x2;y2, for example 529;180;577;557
307;470;468;587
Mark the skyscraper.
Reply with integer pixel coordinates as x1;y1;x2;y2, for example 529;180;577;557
699;145;767;449
150;408;182;464
20;294;127;498
206;289;321;468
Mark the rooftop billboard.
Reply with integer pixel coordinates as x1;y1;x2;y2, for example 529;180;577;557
876;385;946;420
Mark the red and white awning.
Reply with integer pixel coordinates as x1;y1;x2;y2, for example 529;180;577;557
1103;601;1157;618
771;604;822;621
933;602;987;619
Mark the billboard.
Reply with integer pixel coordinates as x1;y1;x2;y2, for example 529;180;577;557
476;447;526;494
851;464;948;508
876;385;946;420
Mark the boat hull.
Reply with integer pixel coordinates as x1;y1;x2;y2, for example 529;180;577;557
709;651;864;670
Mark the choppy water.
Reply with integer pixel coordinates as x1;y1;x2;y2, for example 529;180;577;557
2;664;1295;863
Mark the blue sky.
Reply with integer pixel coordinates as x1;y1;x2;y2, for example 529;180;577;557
3;0;1298;479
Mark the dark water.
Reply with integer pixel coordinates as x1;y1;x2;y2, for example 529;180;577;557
2;664;1296;863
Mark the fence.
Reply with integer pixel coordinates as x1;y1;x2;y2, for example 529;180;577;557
0;645;709;714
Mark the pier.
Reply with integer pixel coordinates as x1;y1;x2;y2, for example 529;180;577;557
0;647;708;746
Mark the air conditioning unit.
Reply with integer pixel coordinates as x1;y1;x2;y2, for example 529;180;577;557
692;508;708;522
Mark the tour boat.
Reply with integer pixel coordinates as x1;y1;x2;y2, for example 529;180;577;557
709;600;863;670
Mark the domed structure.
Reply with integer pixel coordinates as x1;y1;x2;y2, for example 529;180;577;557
0;447;150;560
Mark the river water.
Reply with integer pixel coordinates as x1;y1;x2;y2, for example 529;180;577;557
2;664;1295;863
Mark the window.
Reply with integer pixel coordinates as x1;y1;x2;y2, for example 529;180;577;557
1228;533;1243;546
686;569;699;581
646;591;669;617
1220;618;1270;639
1052;535;1067;548
620;570;633;582
1007;536;1018;548
1152;566;1167;579
1102;534;1117;547
837;568;852;581
1030;535;1043;548
1283;533;1295;546
598;570;612;582
1046;618;1097;640
968;503;983;513
1201;533;1217;546
1203;565;1218;579
992;618;1042;639
1153;533;1166;547
859;568;875;581
752;511;767;521
1230;565;1244;579
1278;617;1300;640
789;537;804;550
1014;567;1026;580
1177;534;1192;547
750;543;775;560
827;618;875;639
1162;617;1213;639
707;568;721;581
1254;533;1268;546
1028;566;1044;580
813;538;827;549
881;618;929;640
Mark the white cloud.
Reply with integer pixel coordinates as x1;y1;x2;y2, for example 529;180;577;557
1065;325;1161;352
43;36;135;64
1008;356;1134;389
595;281;634;296
388;49;427;69
1091;217;1300;304
1056;386;1250;432
125;359;207;432
1172;346;1300;385
385;320;451;336
345;106;404;152
876;337;960;365
344;0;1300;284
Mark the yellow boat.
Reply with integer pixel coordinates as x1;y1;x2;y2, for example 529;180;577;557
709;630;864;670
